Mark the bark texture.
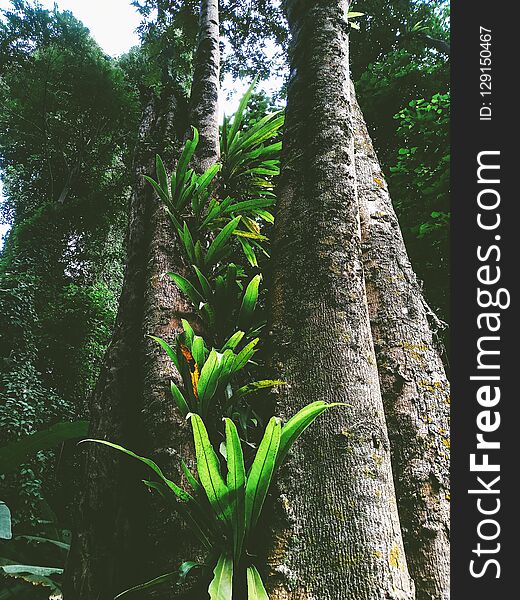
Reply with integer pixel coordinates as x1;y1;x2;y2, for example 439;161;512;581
352;84;450;600
264;2;414;598
188;0;220;172
64;2;221;596
63;92;171;600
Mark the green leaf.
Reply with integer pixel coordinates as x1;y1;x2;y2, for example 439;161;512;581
167;273;203;306
0;421;89;474
181;461;202;495
197;350;221;411
223;198;275;215
228;380;285;405
149;335;180;372
238;275;261;329
247;565;269;600
277;402;345;467
156;154;169;195
14;535;70;551
0;564;63;594
205;216;242;267
143;175;170;204
245;416;281;533
238;237;258;267
80;439;192;503
114;571;179;599
0;565;63;577
181;319;195;348
228;76;259;149
232;338;259;373
189;414;230;523
208;554;233;600
176;127;199;191
193;265;213;300
191;335;206;367
221;330;245;351
0;502;12;540
170;382;190;418
224;418;246;560
182;222;196;262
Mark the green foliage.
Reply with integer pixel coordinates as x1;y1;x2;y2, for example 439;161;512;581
86;403;338;598
0;0;137;530
390;92;450;321
352;0;450;329
85;85;343;599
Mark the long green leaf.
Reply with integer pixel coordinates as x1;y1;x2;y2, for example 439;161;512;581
246;566;269;600
149;336;180;372
176;127;199;192
221;330;245;351
14;535;69;551
205;216;242;267
0;421;89;474
232;338;259;373
208;554;233;600
276;402;345;467
193;265;213;300
238;275;261;329
167;272;203;306
170;382;190;417
189;414;230;523
224;418;246;560
197;350;221;412
227;380;285;406
114;571;179;599
245;417;281;533
155;154;169;195
227;76;259;149
143;175;169;204
80;439;192;503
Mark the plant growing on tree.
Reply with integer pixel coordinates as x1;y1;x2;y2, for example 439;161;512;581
83;85;343;599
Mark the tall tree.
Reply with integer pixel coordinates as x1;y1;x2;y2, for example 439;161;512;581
264;1;414;597
0;1;137;526
353;85;450;599
63;1;221;597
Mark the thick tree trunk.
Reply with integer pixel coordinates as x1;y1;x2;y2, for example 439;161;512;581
352;84;450;600
264;2;414;598
64;2;221;596
63;92;168;600
188;0;220;172
142;0;221;593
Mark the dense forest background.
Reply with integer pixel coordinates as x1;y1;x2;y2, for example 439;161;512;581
0;0;449;596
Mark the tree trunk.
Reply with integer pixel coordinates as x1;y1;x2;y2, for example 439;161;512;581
141;0;221;593
64;2;221;596
352;84;450;600
63;91;170;600
264;2;414;598
188;0;220;172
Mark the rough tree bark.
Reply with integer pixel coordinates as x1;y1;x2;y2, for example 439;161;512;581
264;2;414;598
188;0;220;172
141;1;221;595
352;84;450;600
64;2;221;597
63;90;183;600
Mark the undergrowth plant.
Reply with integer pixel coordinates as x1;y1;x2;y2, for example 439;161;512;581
85;82;343;599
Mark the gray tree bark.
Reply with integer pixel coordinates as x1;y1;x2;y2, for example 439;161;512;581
264;2;414;598
188;0;220;172
63;90;184;600
63;2;221;597
352;84;450;600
